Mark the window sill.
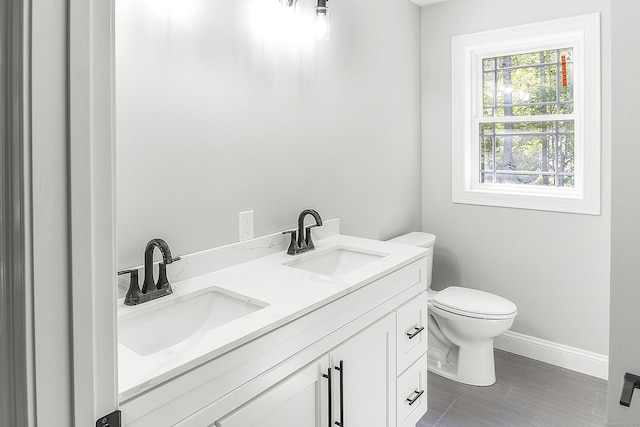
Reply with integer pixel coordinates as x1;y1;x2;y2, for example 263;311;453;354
452;185;600;215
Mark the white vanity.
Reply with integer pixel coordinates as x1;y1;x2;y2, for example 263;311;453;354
117;220;428;426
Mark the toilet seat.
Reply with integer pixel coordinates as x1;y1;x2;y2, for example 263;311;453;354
432;286;517;320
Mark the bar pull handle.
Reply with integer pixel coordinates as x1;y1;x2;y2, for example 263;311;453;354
406;389;424;406
407;326;425;340
322;367;332;427
620;372;640;407
334;360;344;426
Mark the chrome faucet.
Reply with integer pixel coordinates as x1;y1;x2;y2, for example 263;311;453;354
283;209;323;255
118;238;181;306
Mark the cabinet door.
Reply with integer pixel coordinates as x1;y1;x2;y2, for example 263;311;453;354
330;313;396;427
215;356;329;427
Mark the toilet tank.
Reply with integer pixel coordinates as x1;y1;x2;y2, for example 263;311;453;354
387;232;436;288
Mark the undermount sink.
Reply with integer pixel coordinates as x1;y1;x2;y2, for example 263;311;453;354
284;247;386;277
119;288;267;356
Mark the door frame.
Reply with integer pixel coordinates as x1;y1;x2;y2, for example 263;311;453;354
68;0;119;424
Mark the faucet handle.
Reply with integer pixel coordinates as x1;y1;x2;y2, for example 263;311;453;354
166;256;181;264
118;268;138;276
282;230;297;255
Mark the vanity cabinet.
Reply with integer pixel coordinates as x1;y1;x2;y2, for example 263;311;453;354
120;256;428;427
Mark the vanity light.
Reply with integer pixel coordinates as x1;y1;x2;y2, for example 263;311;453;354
314;0;331;41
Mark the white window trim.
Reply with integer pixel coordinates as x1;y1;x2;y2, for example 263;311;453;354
452;14;601;215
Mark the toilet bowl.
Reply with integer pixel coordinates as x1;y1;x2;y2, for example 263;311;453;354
388;232;517;386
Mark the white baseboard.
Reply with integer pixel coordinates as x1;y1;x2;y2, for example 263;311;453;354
494;331;608;380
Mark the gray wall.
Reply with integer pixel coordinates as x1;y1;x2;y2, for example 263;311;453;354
115;0;422;268
421;0;611;356
608;0;640;422
30;0;73;423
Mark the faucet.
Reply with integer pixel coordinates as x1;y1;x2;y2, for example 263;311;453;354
283;209;323;255
118;238;181;306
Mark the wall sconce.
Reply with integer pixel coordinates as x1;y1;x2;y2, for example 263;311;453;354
314;0;331;41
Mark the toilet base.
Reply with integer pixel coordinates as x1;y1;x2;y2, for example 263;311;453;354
427;340;497;386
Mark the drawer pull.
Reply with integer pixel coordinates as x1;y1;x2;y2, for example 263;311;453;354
406;389;424;406
406;326;424;339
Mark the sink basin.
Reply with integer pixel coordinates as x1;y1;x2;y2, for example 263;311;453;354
284;247;386;277
119;288;267;356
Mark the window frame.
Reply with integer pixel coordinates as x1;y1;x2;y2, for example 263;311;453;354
451;14;601;215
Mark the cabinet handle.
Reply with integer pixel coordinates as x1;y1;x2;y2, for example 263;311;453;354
406;389;424;406
406;326;425;339
334;360;344;427
322;367;332;427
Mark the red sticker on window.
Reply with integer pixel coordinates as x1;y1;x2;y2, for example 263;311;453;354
561;55;568;87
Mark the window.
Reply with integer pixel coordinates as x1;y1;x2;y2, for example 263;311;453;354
452;14;601;214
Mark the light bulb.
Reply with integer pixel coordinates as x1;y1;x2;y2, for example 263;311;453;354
314;6;331;41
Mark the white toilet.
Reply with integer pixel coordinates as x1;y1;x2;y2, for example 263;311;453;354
388;232;517;386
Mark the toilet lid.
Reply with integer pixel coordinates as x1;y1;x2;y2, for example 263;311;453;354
432;286;517;318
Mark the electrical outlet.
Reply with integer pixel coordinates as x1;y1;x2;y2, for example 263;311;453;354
239;210;254;242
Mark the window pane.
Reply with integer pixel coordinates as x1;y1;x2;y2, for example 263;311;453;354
496;49;557;68
494;173;557;186
483;71;495;116
478;120;575;188
481;136;493;171
480;172;494;184
482;48;574;117
483;58;494;71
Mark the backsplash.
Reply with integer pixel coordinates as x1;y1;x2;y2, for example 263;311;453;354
117;219;340;298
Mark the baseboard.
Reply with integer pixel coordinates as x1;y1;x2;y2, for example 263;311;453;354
494;331;608;380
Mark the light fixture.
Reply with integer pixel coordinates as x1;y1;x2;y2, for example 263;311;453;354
279;0;297;7
314;0;331;41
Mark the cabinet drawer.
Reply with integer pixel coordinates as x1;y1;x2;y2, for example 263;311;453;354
396;292;427;375
396;354;427;427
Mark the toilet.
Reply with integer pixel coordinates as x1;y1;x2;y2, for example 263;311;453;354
388;232;517;386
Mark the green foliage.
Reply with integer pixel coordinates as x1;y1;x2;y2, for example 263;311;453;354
480;48;575;188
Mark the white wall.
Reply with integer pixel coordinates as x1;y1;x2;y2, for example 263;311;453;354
421;0;611;356
115;0;422;268
608;0;640;422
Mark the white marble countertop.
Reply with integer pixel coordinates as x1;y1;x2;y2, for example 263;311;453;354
117;233;426;400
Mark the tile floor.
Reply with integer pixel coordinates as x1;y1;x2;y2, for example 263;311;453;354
417;350;607;427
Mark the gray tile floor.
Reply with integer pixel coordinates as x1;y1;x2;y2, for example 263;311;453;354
418;350;607;427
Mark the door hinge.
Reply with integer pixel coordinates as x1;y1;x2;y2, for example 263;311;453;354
96;410;121;427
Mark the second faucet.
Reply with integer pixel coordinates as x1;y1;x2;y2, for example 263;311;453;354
283;209;323;255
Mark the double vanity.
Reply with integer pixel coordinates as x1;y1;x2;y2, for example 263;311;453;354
117;218;429;426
